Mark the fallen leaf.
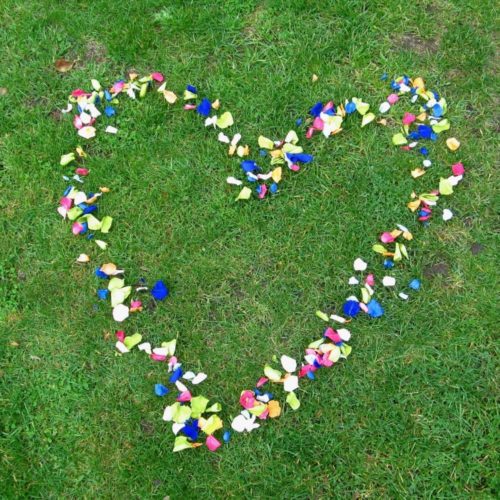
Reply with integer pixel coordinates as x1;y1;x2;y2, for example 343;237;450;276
55;58;76;73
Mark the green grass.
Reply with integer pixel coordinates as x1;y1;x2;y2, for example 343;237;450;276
0;0;498;497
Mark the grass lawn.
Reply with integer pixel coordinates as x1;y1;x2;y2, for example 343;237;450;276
0;0;498;497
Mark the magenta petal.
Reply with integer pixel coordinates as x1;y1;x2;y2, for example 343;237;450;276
206;435;221;452
60;197;72;209
258;408;269;420
258;184;267;199
452;162;465;176
289;164;300;172
75;168;89;176
239;390;256;409
306;127;314;139
380;232;395;243
365;274;375;286
402;112;416;125
116;330;125;342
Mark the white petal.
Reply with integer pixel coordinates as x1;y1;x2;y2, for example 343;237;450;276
192;373;207;385
379;101;391;113
442;209;453;221
399;292;409;300
348;277;359;285
175;381;188;392
138;342;152;354
163;406;174;422
353;258;367;271
280;355;297;373
337;328;351;341
382;276;396;287
283;375;299;392
77;126;96;139
112;304;129;322
115;341;129;353
218;132;230;143
172;423;184;435
105;126;118;134
183;371;196;380
230;133;241;146
226;176;242;186
330;314;347;324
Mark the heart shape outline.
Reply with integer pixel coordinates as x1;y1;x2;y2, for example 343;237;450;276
56;72;464;452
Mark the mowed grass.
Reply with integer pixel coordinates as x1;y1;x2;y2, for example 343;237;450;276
0;0;498;497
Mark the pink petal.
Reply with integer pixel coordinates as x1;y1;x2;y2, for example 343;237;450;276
75;168;89;176
312;117;324;131
289;164;300;172
402;112;416;125
257;408;269;420
177;391;192;402
183;104;196;110
206;435;221;452
258;184;267;199
365;274;375;286
151;72;164;82
150;353;167;361
380;232;395;243
387;93;399;105
359;302;368;313
169;356;178;366
323;101;334;112
73;115;83;129
306;127;314;139
111;81;125;93
256;377;268;388
72;222;83;235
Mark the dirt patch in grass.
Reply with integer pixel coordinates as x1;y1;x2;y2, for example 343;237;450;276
396;32;441;54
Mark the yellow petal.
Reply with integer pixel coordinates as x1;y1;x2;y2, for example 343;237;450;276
446;137;460;151
216;112;234;129
271;167;282;183
258;136;274;149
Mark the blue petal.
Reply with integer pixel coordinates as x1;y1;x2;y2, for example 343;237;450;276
345;101;357;114
342;300;360;317
223;431;231;443
181;419;199;441
82;205;98;215
240;160;259;173
409;279;421;291
154;383;169;396
295;118;303;126
151;280;169;300
383;259;395;269
105;106;116;117
169;366;183;383
196;98;211;116
95;268;109;279
104;90;112;101
367;299;384;318
309;101;323;117
306;370;315;380
270;183;278;194
186;84;197;94
286;153;313;164
97;289;109;300
419;147;429;156
417;125;433;139
380;72;388;81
